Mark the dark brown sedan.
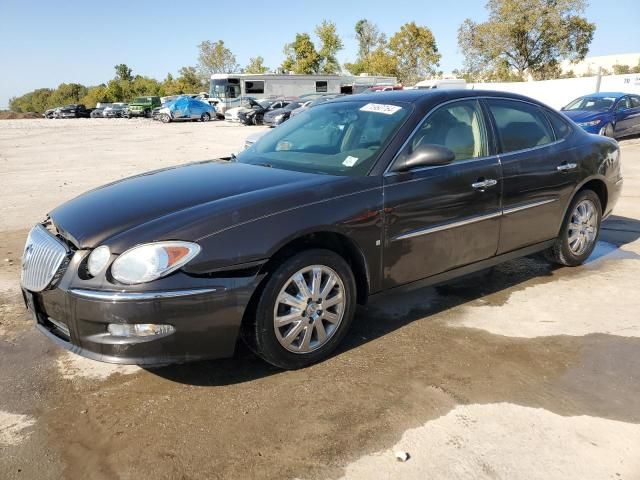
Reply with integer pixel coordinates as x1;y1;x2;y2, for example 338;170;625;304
20;90;622;369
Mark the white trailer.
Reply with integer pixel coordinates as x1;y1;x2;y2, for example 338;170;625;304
209;74;343;114
208;73;398;114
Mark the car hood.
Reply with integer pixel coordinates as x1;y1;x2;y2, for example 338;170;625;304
49;160;345;251
264;108;287;118
562;110;607;123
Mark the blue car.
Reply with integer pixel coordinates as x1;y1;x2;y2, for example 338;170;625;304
156;96;216;123
561;92;640;138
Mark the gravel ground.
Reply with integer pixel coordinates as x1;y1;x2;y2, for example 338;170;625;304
1;118;640;479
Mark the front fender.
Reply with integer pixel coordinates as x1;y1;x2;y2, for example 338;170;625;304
188;184;384;289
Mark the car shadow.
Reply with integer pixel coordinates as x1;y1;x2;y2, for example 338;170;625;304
145;214;640;386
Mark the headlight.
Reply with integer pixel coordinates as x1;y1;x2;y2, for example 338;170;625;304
577;120;601;127
111;241;201;285
274;114;284;122
87;245;111;277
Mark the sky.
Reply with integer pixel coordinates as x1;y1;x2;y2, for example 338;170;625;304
1;0;639;109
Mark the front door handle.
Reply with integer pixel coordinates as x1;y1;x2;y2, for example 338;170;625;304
557;162;577;172
471;178;498;190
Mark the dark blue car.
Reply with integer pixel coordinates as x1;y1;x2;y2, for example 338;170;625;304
561;92;640;138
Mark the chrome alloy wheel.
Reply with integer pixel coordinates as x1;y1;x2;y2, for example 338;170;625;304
273;265;346;354
568;199;597;255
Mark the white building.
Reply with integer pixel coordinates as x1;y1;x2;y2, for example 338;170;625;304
561;53;640;75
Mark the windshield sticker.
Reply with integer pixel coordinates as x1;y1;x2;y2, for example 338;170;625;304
360;103;402;115
343;156;359;167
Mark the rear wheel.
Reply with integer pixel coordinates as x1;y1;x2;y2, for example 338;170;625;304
200;112;211;122
243;249;356;369
546;189;601;266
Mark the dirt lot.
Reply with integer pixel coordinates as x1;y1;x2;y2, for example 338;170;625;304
1;118;640;480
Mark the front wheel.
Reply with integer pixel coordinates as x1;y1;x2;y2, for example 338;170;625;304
599;122;615;138
546;189;601;266
160;113;171;123
243;249;357;369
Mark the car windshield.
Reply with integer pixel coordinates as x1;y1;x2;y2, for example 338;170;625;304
564;96;616;111
258;100;273;108
133;97;151;104
237;100;410;176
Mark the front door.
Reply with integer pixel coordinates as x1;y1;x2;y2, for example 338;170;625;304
383;99;502;288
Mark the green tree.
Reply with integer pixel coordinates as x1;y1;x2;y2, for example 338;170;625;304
244;56;269;74
613;64;631;75
632;60;640;74
197;40;239;78
315;20;343;74
173;66;203;93
281;33;320;74
49;83;89;106
458;0;596;81
114;64;133;81
389;22;440;84
345;19;386;75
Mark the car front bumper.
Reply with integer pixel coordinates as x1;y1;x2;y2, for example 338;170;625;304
24;262;263;365
127;109;148;117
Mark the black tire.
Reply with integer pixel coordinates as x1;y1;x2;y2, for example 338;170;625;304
160;113;171;124
599;123;615;138
200;112;211;122
243;249;357;369
546;189;602;266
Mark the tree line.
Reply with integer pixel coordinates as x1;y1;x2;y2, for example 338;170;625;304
11;1;622;113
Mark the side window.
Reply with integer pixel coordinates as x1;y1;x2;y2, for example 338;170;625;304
410;99;487;162
616;97;629;111
487;99;554;153
545;109;572;139
316;81;328;93
245;81;265;94
630;96;640;109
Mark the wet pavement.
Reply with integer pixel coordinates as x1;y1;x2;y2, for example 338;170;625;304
1;128;640;479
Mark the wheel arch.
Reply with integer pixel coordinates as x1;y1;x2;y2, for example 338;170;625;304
259;230;371;305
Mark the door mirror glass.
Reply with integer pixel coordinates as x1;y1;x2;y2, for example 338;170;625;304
393;144;455;172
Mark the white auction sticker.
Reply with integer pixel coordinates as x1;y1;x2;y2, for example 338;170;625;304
360;103;402;115
342;155;359;167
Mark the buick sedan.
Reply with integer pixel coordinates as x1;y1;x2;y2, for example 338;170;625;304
21;90;623;369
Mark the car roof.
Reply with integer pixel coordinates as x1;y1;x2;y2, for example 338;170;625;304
331;89;552;108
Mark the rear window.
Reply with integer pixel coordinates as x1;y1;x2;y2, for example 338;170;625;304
487;99;554;153
545;109;572;139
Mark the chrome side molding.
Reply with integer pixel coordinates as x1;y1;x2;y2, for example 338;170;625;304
393;198;558;242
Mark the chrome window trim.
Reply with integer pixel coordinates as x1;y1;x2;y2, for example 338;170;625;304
384;95;567;176
69;288;218;302
391;197;558;242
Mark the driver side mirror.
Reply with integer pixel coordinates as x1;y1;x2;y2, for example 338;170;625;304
392;144;455;172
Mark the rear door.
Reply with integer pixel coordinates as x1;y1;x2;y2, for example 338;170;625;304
614;96;636;136
382;99;502;288
484;98;579;254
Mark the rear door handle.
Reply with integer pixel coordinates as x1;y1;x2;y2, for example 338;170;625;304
557;162;577;172
471;179;498;190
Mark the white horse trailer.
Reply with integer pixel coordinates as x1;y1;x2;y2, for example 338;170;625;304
209;74;343;114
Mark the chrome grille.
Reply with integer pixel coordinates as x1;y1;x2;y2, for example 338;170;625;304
20;224;69;292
